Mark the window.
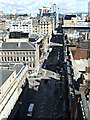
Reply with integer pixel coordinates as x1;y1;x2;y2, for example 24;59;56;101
17;57;19;61
32;52;35;55
8;57;9;61
23;52;25;55
32;57;35;61
5;57;6;61
33;63;35;67
30;63;31;67
23;57;25;61
11;57;13;61
26;57;28;61
29;57;31;61
14;57;16;61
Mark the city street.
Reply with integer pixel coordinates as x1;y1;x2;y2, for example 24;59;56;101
9;34;65;119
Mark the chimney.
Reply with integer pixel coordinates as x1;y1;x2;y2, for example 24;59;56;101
17;42;21;47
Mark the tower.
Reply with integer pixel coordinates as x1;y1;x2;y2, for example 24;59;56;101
53;4;56;13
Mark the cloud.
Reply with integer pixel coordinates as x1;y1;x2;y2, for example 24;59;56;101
0;0;89;14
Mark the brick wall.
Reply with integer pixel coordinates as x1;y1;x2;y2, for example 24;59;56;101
73;47;88;60
74;47;81;60
80;50;88;59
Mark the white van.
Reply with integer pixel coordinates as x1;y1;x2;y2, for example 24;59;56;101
27;103;34;117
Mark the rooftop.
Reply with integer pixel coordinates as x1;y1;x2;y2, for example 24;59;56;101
0;69;14;87
0;42;36;51
13;64;24;74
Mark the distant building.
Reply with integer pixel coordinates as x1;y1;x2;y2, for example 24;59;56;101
63;15;77;26
38;6;58;29
32;17;52;43
10;19;32;33
39;6;52;17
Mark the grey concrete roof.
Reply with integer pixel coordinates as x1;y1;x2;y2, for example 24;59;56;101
0;69;14;87
14;64;24;74
0;42;36;50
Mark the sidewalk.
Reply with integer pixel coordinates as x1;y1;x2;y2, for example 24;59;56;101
29;51;50;79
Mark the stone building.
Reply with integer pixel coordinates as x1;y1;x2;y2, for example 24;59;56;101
0;42;39;75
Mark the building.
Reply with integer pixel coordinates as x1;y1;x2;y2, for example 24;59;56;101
39;17;52;41
29;33;49;63
38;6;58;29
32;17;52;44
6;32;29;42
63;15;77;26
9;19;32;33
0;63;28;119
68;40;90;60
0;42;39;75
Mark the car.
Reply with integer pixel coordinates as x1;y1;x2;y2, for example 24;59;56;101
27;103;34;117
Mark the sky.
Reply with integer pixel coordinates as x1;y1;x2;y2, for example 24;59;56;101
0;0;90;14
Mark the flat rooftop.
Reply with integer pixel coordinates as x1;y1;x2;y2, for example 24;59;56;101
0;69;14;87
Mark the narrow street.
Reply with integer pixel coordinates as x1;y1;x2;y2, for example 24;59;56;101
8;34;65;119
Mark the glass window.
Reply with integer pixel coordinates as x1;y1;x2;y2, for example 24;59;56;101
17;57;19;61
33;63;35;67
23;57;25;61
11;57;13;61
8;57;9;61
29;57;31;61
33;52;35;54
5;57;6;61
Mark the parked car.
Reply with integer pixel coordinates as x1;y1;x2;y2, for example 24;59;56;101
27;103;34;118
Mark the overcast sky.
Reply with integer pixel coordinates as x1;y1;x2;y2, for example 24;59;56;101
0;0;90;14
